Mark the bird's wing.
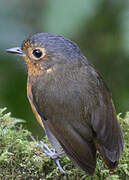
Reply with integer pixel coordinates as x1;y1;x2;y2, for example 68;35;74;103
32;96;97;175
31;63;123;174
86;64;124;168
31;82;97;175
91;91;123;168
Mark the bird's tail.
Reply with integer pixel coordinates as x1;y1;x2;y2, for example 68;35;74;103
96;123;123;170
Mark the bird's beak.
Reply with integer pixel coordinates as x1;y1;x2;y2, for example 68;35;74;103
6;47;25;56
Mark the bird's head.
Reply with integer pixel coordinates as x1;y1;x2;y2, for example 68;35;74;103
6;33;82;76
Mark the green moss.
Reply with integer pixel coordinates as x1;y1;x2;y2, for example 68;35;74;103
0;108;129;180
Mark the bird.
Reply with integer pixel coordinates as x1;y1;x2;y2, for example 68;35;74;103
6;32;123;175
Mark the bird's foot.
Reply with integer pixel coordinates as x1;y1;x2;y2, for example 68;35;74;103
38;141;66;174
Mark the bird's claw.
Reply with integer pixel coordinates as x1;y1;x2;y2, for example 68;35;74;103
38;141;56;159
38;141;66;174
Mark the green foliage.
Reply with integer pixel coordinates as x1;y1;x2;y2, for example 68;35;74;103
0;108;129;180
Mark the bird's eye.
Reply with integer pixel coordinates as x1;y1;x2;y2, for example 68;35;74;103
32;49;43;58
28;47;46;60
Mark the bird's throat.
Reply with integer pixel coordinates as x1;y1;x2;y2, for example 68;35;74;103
27;62;44;77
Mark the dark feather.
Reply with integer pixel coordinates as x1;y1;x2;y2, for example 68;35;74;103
31;54;123;175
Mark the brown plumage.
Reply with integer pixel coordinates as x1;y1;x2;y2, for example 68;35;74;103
6;33;123;175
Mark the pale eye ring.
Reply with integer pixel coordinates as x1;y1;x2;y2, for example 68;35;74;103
32;49;43;58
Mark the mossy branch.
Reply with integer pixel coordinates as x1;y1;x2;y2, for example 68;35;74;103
0;108;129;180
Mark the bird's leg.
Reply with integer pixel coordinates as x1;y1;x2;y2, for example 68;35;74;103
56;159;66;174
38;141;66;174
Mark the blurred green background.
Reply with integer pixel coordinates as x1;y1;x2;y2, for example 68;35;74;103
1;0;129;138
